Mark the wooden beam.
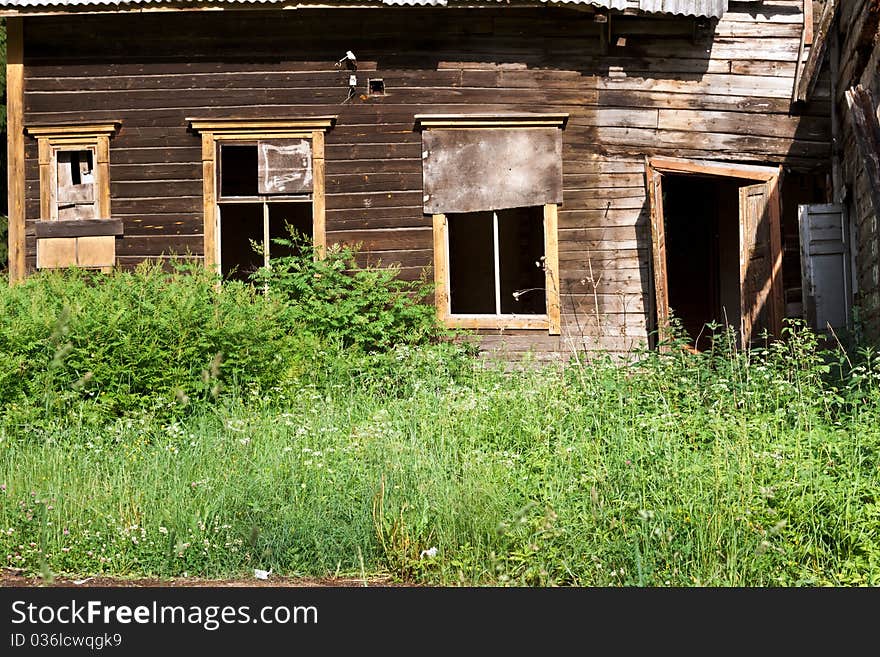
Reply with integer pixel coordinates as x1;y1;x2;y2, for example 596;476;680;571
188;117;336;134
795;0;838;104
311;129;326;259
845;85;880;220
25;122;120;138
414;113;569;130
648;156;780;181
96;135;112;219
432;213;450;325
544;203;561;336
201;132;218;275
804;0;814;45
768;167;785;339
38;139;53;221
6;17;25;283
34;219;124;239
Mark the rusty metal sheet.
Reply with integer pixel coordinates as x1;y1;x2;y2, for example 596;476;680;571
258;139;312;194
422;128;562;215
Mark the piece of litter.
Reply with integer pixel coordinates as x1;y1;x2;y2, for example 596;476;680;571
254;568;271;580
73;577;94;585
419;547;438;559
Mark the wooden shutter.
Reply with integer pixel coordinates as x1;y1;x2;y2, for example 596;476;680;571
645;160;669;339
739;180;782;346
798;203;852;332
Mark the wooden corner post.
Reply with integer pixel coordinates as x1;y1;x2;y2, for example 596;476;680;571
7;18;25;284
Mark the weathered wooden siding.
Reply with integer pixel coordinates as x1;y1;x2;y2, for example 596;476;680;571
20;2;830;358
835;0;880;341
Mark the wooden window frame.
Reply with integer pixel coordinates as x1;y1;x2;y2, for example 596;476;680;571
187;117;336;273
26;123;119;222
432;204;561;334
645;155;784;349
417;113;566;335
25;123;121;272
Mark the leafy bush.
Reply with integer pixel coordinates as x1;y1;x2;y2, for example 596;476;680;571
252;235;446;352
0;261;311;423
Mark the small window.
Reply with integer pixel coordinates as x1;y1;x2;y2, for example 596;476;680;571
25;122;120;271
56;149;97;220
188;116;336;280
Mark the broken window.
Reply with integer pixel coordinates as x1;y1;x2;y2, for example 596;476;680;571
217;140;314;282
26;123;120;271
56;150;97;220
417;114;567;333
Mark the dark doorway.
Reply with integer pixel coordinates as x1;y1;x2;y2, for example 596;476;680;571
663;175;742;349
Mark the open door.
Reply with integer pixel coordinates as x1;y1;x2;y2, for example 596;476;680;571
645;157;784;350
798;203;852;333
739;180;784;346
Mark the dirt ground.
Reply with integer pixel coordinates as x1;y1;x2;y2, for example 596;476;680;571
0;567;401;587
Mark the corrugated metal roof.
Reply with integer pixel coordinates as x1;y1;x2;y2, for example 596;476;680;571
0;0;724;17
638;0;725;18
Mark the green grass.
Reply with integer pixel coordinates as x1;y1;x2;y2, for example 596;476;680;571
2;331;879;585
0;266;879;586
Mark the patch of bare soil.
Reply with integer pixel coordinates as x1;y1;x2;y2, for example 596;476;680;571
0;568;404;587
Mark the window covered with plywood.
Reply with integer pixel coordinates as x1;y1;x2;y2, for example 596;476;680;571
417;113;566;334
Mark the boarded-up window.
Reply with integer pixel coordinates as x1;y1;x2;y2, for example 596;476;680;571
56;150;97;220
27;123;120;271
421;129;562;215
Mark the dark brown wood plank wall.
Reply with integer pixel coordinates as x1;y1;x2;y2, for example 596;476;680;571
834;0;880;342
21;1;830;357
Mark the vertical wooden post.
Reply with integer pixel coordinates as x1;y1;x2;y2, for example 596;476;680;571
768;168;785;339
432;213;449;323
544;203;561;335
311;130;326;258
37;139;53;220
201;132;218;275
6;18;25;283
96;134;111;219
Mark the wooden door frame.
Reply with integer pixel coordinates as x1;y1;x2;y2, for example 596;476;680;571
645;156;784;347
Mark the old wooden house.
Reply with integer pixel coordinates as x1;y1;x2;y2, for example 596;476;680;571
2;0;875;359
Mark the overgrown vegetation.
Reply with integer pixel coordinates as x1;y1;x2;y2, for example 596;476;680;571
0;250;879;586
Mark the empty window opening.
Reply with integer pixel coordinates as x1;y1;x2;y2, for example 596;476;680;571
447;206;546;316
219;202;313;283
220;145;259;197
57;149;96;220
663;175;742;349
220;203;263;282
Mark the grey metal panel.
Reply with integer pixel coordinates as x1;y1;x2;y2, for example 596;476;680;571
422;128;562;215
798;203;852;332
